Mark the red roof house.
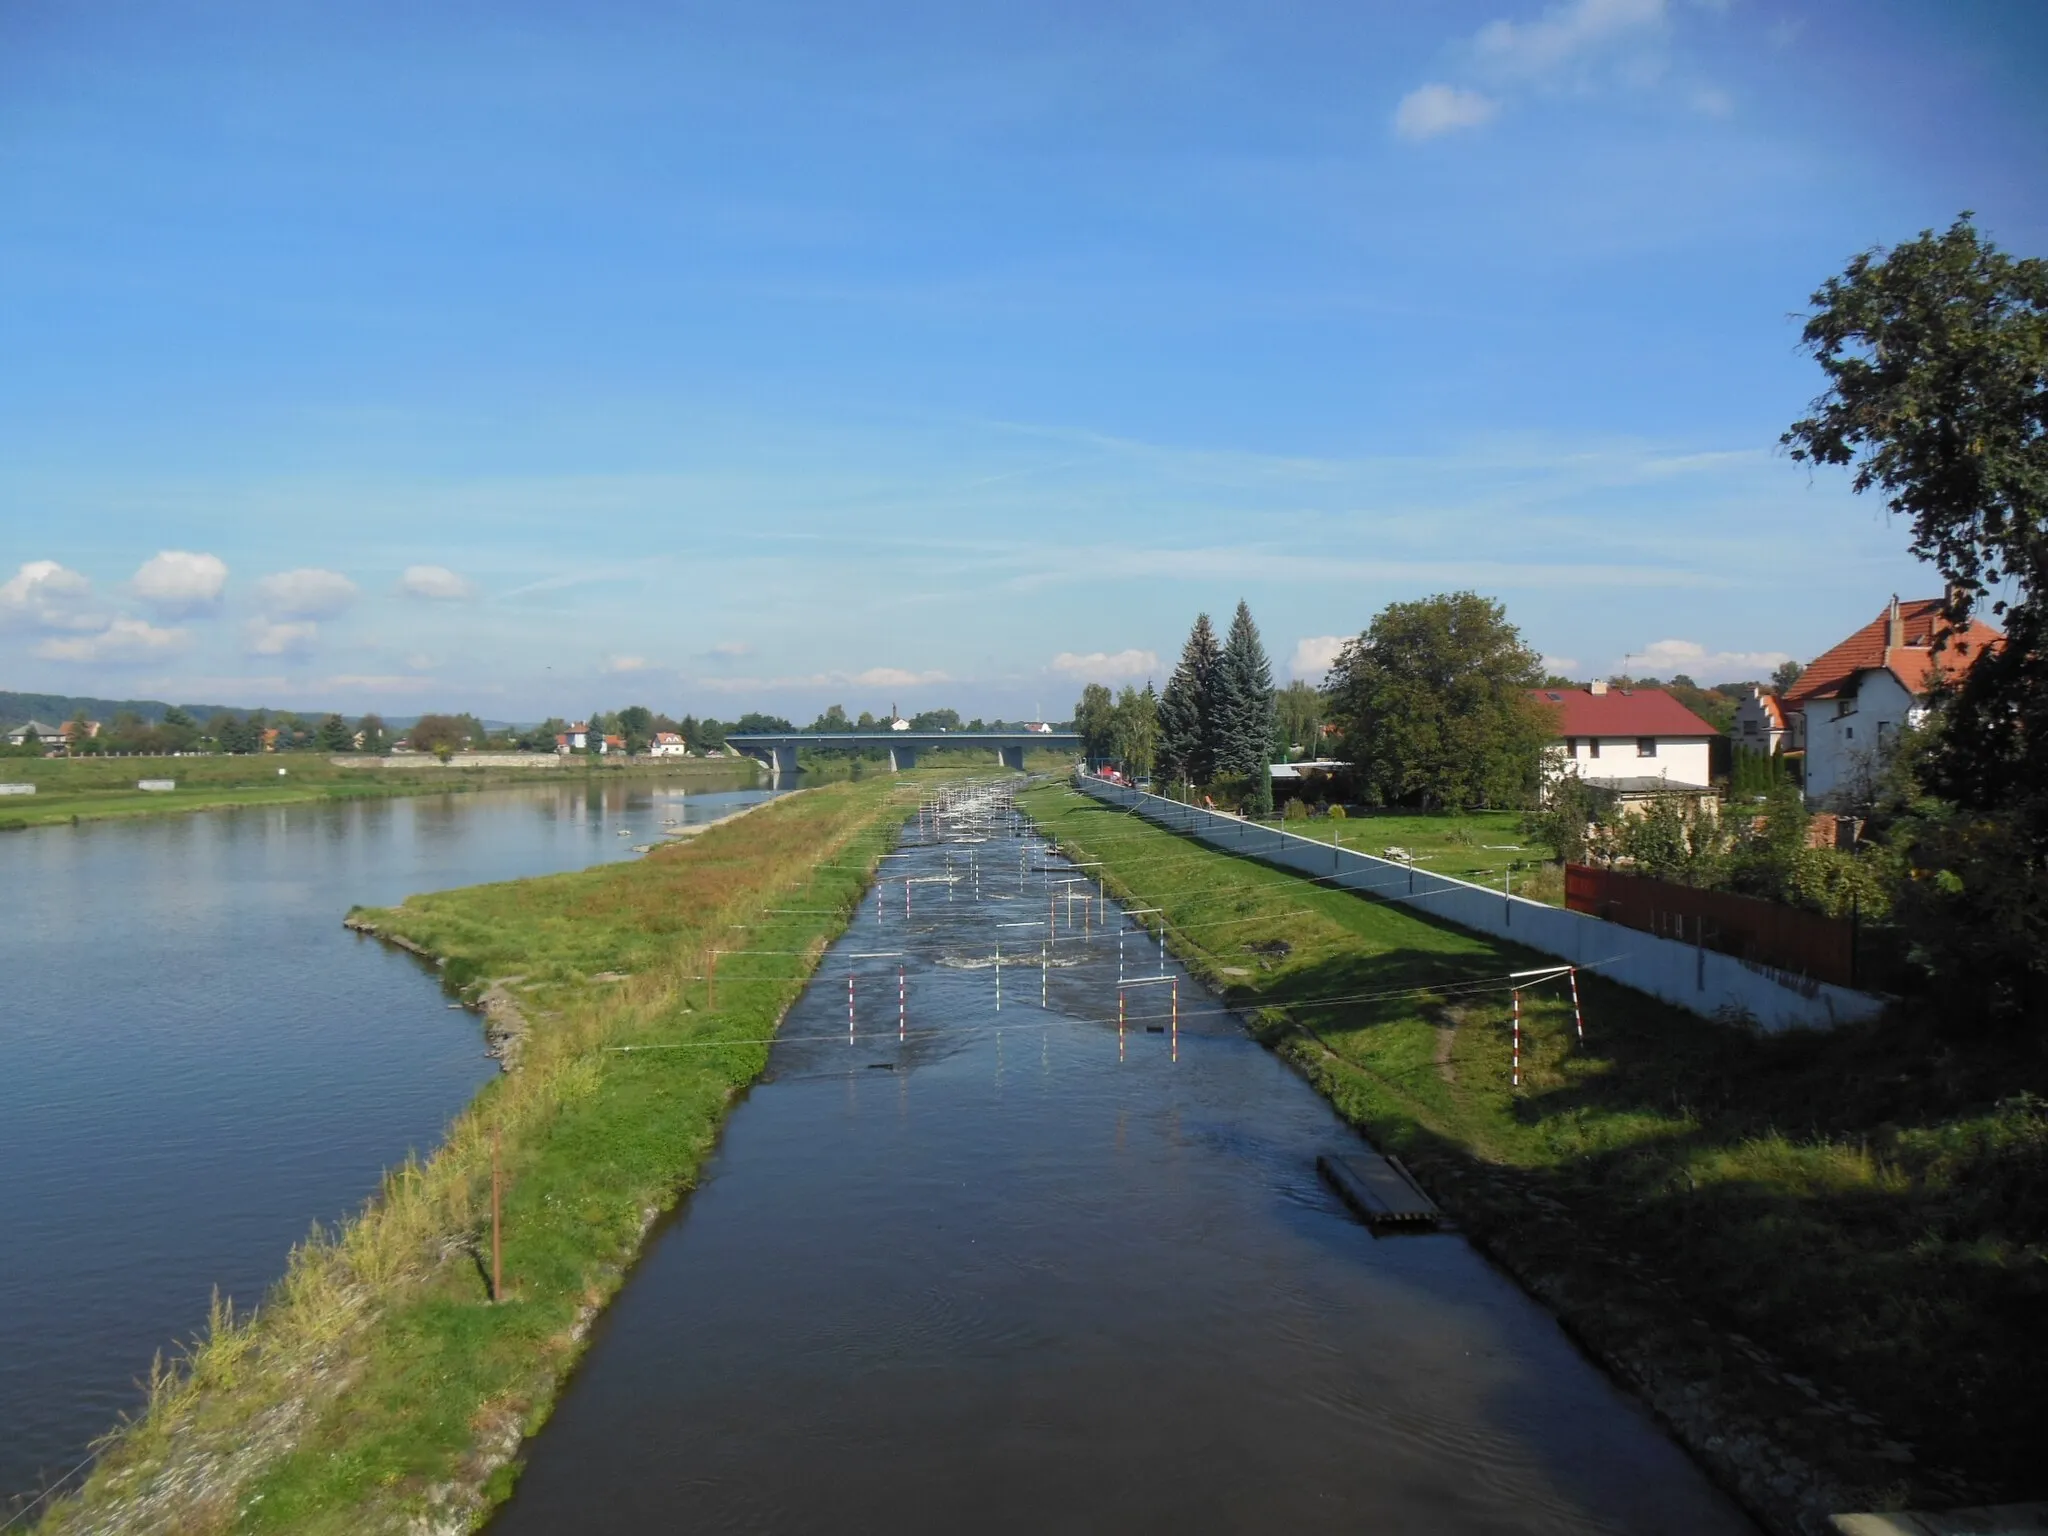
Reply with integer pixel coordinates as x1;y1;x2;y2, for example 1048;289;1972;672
1530;682;1718;790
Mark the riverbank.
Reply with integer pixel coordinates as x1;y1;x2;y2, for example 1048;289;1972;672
31;777;916;1535
1020;783;2047;1534
0;754;758;830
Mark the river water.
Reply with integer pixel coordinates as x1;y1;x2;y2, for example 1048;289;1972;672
490;782;1753;1535
0;776;774;1510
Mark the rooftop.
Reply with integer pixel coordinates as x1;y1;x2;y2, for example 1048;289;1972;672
1785;597;2003;708
1529;685;1716;738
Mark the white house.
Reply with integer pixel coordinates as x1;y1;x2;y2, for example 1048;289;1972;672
1785;596;2002;806
1731;687;1790;758
647;731;690;757
5;719;65;749
1532;682;1718;793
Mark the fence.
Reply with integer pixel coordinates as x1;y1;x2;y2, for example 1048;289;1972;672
1071;775;1885;1031
1564;865;1857;988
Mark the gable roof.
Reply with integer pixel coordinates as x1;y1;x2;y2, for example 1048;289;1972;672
1528;686;1716;737
1784;598;2003;709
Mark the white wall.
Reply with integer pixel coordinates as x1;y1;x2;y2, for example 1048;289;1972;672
1547;735;1714;788
1071;777;1884;1031
1802;670;1915;805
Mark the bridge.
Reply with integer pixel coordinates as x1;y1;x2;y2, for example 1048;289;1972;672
725;730;1080;779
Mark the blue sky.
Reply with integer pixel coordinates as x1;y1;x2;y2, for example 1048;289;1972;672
3;0;2044;721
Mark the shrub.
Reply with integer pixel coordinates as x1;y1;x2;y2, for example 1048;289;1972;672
1328;804;1347;820
1283;799;1309;821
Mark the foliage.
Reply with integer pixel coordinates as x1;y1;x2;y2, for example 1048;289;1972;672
909;708;962;732
409;714;470;755
1729;744;1790;797
1275;679;1322;755
1771;659;1805;695
315;714;353;753
1323;591;1549;810
1108;683;1158;777
1156;613;1220;788
1071;683;1116;763
1213;600;1277;782
1784;215;2048;1020
1618;791;1725;884
1523;775;1619;865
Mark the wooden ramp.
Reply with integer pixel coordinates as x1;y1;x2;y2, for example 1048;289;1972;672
1317;1151;1441;1233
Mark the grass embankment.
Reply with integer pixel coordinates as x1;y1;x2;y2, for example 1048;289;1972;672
1262;807;1561;901
0;754;756;830
1024;784;2046;1530
33;777;916;1536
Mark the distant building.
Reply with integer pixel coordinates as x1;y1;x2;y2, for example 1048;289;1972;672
5;719;65;749
554;721;592;753
1532;682;1718;793
647;731;689;757
1731;687;1789;757
1784;595;2003;805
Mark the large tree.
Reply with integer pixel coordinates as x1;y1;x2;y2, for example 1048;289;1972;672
1109;683;1159;778
1323;591;1549;810
1156;612;1220;787
1783;215;2048;1018
1213;600;1276;777
1072;683;1116;764
1275;679;1322;756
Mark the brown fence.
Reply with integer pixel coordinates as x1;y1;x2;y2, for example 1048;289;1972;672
1564;864;1857;988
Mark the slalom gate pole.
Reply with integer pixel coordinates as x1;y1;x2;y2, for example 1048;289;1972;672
1569;966;1585;1043
1512;989;1521;1088
848;973;855;1045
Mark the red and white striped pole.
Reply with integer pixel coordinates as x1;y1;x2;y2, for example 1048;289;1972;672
1568;967;1585;1044
898;967;906;1042
1118;988;1126;1063
1172;978;1180;1063
1511;989;1522;1088
848;973;856;1044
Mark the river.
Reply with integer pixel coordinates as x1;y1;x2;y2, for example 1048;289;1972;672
0;776;776;1510
488;782;1753;1534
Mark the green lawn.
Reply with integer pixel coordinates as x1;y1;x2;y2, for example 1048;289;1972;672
1262;807;1559;898
1025;782;2047;1523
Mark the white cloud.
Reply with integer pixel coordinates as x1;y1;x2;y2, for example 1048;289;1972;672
603;655;651;674
246;619;320;658
1627;637;1790;684
708;640;752;659
132;551;228;615
1290;635;1347;681
1541;655;1582;676
34;617;190;664
1049;649;1159;683
1474;0;1666;83
1;560;101;631
1393;83;1500;140
398;564;475;601
255;568;358;618
854;666;951;688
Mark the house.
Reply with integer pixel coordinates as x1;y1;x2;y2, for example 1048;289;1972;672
1731;687;1789;757
554;721;592;754
647;731;689;757
1784;595;2003;806
602;734;625;754
6;719;66;749
1533;682;1718;793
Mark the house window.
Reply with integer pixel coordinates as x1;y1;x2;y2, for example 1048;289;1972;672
1588;739;1600;759
1637;738;1657;757
1742;720;1758;735
1563;736;1577;755
1845;726;1854;740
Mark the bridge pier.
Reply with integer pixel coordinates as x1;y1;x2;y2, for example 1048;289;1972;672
997;744;1026;772
888;744;919;772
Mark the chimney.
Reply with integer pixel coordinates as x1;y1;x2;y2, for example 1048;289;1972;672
1588;680;1608;696
1887;594;1903;651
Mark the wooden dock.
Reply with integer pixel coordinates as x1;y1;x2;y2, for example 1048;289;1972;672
1317;1151;1441;1232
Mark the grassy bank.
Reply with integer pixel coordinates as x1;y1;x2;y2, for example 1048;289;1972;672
31;777;915;1535
0;754;757;830
1023;783;2046;1531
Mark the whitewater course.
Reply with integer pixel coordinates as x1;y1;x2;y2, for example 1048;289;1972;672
480;778;1752;1534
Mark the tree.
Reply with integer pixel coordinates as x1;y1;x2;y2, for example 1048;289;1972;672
356;714;387;753
1770;660;1804;695
1275;680;1322;757
732;712;792;734
316;713;353;752
411;714;468;756
617;705;654;750
1783;215;2048;1019
1214;600;1277;812
1072;683;1116;764
1323;591;1549;809
1109;684;1158;777
910;708;961;732
1157;613;1220;788
808;705;851;733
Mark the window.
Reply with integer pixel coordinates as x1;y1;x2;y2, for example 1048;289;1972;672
1638;738;1657;757
1563;736;1577;755
1742;719;1758;735
1588;739;1600;759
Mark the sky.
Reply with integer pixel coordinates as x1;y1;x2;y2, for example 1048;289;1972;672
3;0;2045;723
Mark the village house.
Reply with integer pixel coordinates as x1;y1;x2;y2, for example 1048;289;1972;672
554;721;592;754
1731;687;1789;757
1783;595;2003;806
6;719;67;749
1532;682;1719;800
647;731;689;757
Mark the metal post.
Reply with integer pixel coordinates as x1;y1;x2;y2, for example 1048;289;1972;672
1568;967;1584;1044
1041;941;1048;1009
848;973;855;1044
996;940;1002;1011
1118;988;1126;1064
898;967;906;1042
1171;978;1179;1063
1511;989;1521;1088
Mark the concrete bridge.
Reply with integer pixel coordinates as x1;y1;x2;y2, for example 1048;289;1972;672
725;730;1080;779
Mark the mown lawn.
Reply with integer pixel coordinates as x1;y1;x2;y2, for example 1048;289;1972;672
1025;783;2048;1522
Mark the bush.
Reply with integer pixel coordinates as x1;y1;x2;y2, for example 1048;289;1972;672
1283;798;1308;821
1328;804;1346;820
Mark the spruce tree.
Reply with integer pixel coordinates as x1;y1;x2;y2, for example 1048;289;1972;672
1216;600;1277;811
1158;612;1221;788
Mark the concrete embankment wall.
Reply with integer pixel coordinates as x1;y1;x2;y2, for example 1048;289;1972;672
333;754;569;769
1074;777;1884;1032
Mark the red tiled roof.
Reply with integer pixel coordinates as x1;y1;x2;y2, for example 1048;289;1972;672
1784;598;2003;709
1528;687;1717;737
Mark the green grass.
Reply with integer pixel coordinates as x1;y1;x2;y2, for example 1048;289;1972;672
32;776;925;1535
1025;783;2048;1519
0;753;757;829
1255;807;1561;899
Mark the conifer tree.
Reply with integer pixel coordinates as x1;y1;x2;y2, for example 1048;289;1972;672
1157;612;1221;787
1215;600;1277;810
